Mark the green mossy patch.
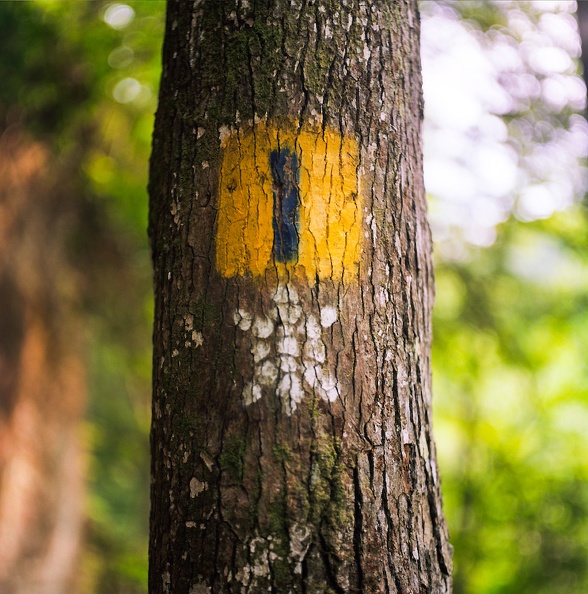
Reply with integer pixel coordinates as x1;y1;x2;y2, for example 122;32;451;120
220;437;246;482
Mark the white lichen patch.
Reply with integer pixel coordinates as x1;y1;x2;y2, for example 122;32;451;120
305;315;321;340
278;373;303;415
190;477;207;498
304;336;326;363
233;308;253;331
279;356;297;373
316;369;340;402
184;313;194;331
200;451;214;471
277;335;299;357
249;537;272;579
219;125;231;145
170;200;180;225
289;523;312;575
320;305;338;328
243;382;262;406
273;283;298;304
234;284;341;412
375;286;389;308
189;583;210;594
162;571;171;594
252;316;274;339
283;302;302;324
251;341;270;363
192;331;203;347
258;360;278;386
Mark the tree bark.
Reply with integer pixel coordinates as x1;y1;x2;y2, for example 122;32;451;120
148;1;452;592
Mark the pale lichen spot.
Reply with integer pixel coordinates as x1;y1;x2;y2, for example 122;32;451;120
320;306;338;328
192;331;204;347
190;477;207;498
402;428;411;445
172;349;179;357
233;287;342;412
170;201;180;225
219;125;231;144
278;321;296;337
200;451;214;471
306;315;321;340
277;335;299;357
185;521;197;528
189;584;211;594
289;523;312;575
252;316;274;339
162;571;171;594
419;431;430;459
279;356;297;373
316;368;340;402
246;537;272;580
303;364;319;388
273;283;298;304
276;302;302;325
243;382;262;406
304;338;326;363
251;341;270;363
278;373;303;413
258;360;278;386
376;287;389;308
233;308;253;331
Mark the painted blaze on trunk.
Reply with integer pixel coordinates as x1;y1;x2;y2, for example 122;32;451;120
149;1;452;593
271;146;300;263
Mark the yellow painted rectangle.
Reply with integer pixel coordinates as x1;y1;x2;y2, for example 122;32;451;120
215;122;361;283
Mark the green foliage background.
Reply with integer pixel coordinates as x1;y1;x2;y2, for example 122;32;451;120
0;1;585;593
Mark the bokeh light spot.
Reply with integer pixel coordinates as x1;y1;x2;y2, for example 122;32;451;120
103;4;135;30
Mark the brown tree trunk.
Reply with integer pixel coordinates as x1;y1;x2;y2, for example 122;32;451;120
0;127;85;594
148;1;452;592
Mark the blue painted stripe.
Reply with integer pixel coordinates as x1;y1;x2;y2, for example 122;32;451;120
270;147;300;263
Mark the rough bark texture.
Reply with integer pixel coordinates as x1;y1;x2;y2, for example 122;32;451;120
148;1;452;592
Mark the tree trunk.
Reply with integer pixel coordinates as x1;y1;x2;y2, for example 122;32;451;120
0;127;85;594
148;1;452;592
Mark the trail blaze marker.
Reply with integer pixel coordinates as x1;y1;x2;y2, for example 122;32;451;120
216;123;361;282
270;147;300;264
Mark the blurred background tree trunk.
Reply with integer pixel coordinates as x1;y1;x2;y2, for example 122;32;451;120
0;125;85;593
148;1;451;592
0;3;159;591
